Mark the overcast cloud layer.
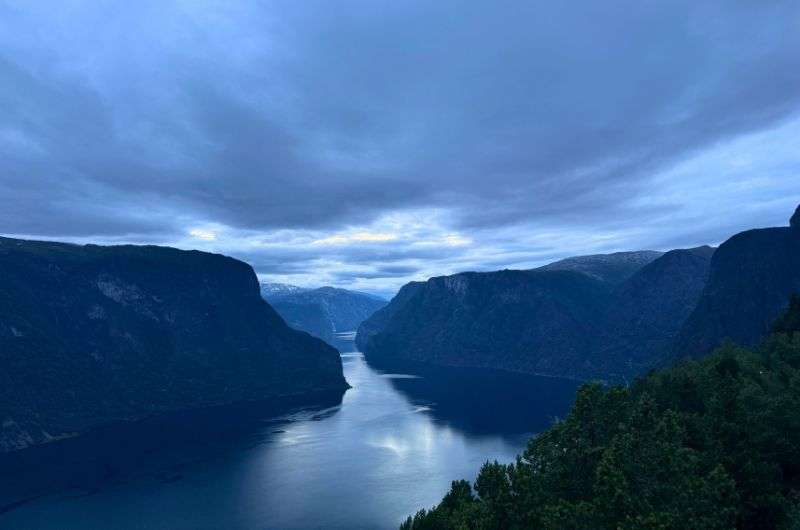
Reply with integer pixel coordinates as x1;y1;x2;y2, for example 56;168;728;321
1;0;799;296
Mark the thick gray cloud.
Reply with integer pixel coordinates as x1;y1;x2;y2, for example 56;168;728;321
1;0;799;294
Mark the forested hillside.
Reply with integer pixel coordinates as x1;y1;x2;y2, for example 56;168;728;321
358;248;713;381
0;238;347;452
401;295;800;529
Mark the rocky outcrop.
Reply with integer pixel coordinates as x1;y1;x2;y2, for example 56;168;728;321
0;237;347;452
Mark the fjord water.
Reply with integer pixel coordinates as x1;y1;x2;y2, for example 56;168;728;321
0;345;580;530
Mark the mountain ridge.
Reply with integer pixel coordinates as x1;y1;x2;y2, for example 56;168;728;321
538;250;664;285
0;237;347;452
359;205;800;383
357;247;715;381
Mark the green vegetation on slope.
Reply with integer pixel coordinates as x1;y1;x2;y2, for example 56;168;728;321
401;295;800;529
0;237;347;451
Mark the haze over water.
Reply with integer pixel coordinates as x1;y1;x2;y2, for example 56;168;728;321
0;345;580;530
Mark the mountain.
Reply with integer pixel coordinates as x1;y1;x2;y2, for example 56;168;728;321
598;246;715;379
400;299;800;530
359;206;800;382
539;250;663;285
259;282;308;298
357;268;612;380
674;206;800;358
261;283;386;344
356;281;425;352
357;248;714;381
0;238;347;452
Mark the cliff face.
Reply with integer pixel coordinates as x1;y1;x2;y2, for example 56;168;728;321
358;207;800;382
262;284;386;344
357;248;714;382
357;269;612;380
674;211;800;358
357;281;424;351
0;238;347;452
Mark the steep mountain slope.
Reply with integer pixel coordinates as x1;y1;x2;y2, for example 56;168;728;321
357;269;612;380
265;300;334;342
0;238;347;452
365;206;799;382
356;281;425;351
262;284;386;343
598;246;715;379
357;248;714;381
538;250;663;285
674;206;800;357
401;299;800;530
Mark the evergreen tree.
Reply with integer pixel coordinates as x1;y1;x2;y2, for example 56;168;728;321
401;296;800;529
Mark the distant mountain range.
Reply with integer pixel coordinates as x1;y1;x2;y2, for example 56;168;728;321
0;239;347;452
4;206;797;452
358;205;800;382
261;283;386;345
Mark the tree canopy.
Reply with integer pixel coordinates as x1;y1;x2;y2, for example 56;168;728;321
401;295;800;529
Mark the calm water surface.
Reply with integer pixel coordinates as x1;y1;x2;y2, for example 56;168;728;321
0;345;580;530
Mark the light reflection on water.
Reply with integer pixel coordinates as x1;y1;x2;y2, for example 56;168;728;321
0;347;579;530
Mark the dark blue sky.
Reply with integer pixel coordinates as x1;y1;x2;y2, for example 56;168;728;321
1;1;799;296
